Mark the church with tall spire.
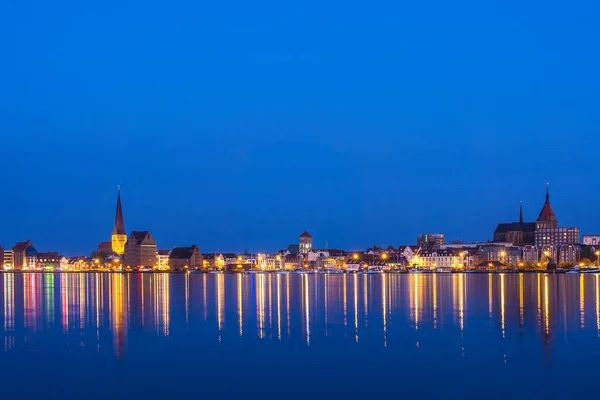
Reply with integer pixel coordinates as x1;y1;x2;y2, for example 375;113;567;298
535;184;558;230
493;201;536;245
111;187;127;255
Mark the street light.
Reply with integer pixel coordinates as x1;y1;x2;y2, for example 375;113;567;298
353;253;359;260
381;253;388;260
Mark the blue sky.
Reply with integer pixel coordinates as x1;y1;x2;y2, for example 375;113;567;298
0;1;598;255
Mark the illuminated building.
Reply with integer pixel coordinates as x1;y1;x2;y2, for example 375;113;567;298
583;235;600;246
36;252;61;270
417;233;445;248
12;240;36;270
111;187;127;256
534;186;579;247
299;231;312;255
168;245;203;271
123;231;157;268
157;250;170;269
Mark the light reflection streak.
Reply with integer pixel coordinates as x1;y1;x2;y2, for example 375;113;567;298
343;274;347;327
238;274;243;337
500;273;505;337
537;274;541;328
519;273;524;328
286;274;290;337
544;275;549;336
3;273;14;351
433;273;437;329
44;274;54;328
488;273;493;325
580;274;585;329
353;274;359;342
363;275;368;326
217;273;224;341
61;274;69;334
382;273;387;347
304;274;310;346
459;273;464;333
276;274;281;340
185;272;189;326
596;274;600;336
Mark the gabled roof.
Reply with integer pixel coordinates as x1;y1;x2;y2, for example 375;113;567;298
287;244;300;255
158;249;171;256
13;240;32;252
129;231;152;245
170;246;198;260
300;231;312;239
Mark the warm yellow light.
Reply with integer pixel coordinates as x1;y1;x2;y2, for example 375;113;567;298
381;253;388;260
459;252;464;257
276;255;281;261
353;254;359;260
238;256;242;261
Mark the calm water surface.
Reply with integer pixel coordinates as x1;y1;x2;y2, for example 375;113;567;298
1;272;599;398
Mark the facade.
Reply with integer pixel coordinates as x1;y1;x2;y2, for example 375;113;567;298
299;231;313;255
494;203;535;245
417;234;445;248
583;235;600;246
415;249;461;270
36;252;61;270
157;250;170;269
168;245;202;271
111;187;127;256
96;241;114;259
558;244;581;265
3;249;13;270
523;246;539;264
535;227;580;247
123;231;157;268
12;241;36;270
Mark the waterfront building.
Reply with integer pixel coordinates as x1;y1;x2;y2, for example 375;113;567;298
558;244;581;265
36;252;61;270
123;231;157;268
12;241;37;270
111;187;127;256
299;231;313;255
417;233;445;248
535;227;580;247
533;187;579;247
523;245;539;265
157;250;170;269
415;249;461;270
493;202;536;245
583;235;600;246
3;249;13;270
0;246;3;269
168;245;202;271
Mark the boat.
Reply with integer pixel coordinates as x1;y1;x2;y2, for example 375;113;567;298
582;269;600;274
366;269;383;274
566;269;579;274
408;268;422;274
209;270;224;274
436;267;451;273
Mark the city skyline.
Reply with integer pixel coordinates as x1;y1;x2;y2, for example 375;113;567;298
0;183;596;257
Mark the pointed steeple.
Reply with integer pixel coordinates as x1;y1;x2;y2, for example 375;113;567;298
519;201;523;224
537;183;558;229
113;186;125;235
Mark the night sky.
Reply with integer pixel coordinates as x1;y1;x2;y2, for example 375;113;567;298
1;1;599;255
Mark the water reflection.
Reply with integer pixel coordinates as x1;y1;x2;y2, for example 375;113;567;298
1;273;600;357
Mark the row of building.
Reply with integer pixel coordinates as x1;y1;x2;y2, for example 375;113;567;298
1;185;598;272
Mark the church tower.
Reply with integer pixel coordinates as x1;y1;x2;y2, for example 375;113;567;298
536;184;558;230
111;187;127;255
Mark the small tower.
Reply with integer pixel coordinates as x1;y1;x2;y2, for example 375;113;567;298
111;186;127;255
299;231;312;255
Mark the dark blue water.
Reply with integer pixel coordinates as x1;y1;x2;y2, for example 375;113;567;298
0;272;599;398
